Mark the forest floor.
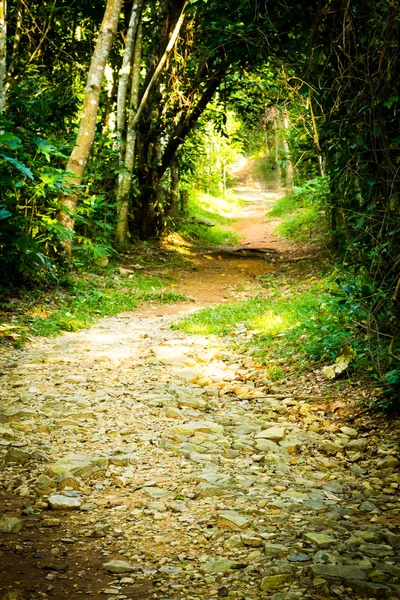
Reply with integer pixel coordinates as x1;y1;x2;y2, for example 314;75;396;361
0;160;399;600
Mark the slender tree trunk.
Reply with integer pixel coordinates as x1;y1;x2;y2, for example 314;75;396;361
8;0;23;80
283;110;293;193
116;0;143;170
168;153;179;218
115;16;143;243
130;2;187;133
180;189;188;215
160;61;229;176
274;108;282;188
57;0;123;258
0;0;6;113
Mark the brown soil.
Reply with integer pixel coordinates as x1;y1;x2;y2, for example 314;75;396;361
145;158;308;314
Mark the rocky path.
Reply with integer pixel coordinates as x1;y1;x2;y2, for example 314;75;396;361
1;165;399;600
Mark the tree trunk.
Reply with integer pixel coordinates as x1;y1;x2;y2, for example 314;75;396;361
0;0;6;113
116;0;143;171
274;108;282;188
180;189;188;215
130;2;188;133
283;110;293;193
57;0;123;258
116;2;187;243
168;153;179;218
115;15;143;244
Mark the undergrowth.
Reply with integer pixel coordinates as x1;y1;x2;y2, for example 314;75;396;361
174;273;353;376
174;268;400;406
268;176;329;242
0;267;186;346
178;191;241;246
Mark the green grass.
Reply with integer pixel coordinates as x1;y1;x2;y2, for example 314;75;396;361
178;190;241;246
267;176;329;242
268;194;299;217
173;276;355;378
0;267;186;345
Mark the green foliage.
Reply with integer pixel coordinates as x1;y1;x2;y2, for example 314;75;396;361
268;176;330;242
0;119;71;285
177;191;241;246
1;269;186;344
174;275;355;379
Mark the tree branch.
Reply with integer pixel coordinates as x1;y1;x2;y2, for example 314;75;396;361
160;60;229;176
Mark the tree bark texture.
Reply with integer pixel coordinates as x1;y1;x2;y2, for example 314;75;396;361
130;1;188;132
57;0;123;257
0;0;6;113
116;0;143;169
168;153;179;218
116;1;187;243
115;15;143;243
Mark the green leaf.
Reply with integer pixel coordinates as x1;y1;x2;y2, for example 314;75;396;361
0;132;22;149
383;96;398;109
0;154;34;180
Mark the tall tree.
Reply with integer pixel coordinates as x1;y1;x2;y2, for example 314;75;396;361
57;0;123;258
0;0;6;113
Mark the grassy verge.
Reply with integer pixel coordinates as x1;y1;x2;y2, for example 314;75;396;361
177;190;241;246
173;268;365;381
0;265;186;346
267;176;329;242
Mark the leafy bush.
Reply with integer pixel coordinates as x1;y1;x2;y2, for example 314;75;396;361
268;176;330;242
0;121;70;285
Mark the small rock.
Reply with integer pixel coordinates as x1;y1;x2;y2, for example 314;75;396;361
322;441;343;454
41;518;61;527
241;534;262;547
260;574;292;590
310;564;366;581
304;532;335;547
141;487;172;499
225;534;243;549
0;516;23;533
201;559;237;574
218;510;249;529
340;426;358;438
4;448;31;464
48;494;81;510
255;427;286;442
288;554;310;562
65;375;87;384
347;438;368;450
377;456;399;469
169;421;224;438
359;501;378;513
103;560;137;574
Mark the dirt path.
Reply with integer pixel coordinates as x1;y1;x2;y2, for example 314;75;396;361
162;159;299;309
0;163;399;600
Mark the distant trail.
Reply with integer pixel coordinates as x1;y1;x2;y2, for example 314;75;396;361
229;157;297;252
165;157;301;309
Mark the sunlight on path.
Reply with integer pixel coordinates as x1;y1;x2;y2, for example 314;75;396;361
0;159;399;600
0;304;399;599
